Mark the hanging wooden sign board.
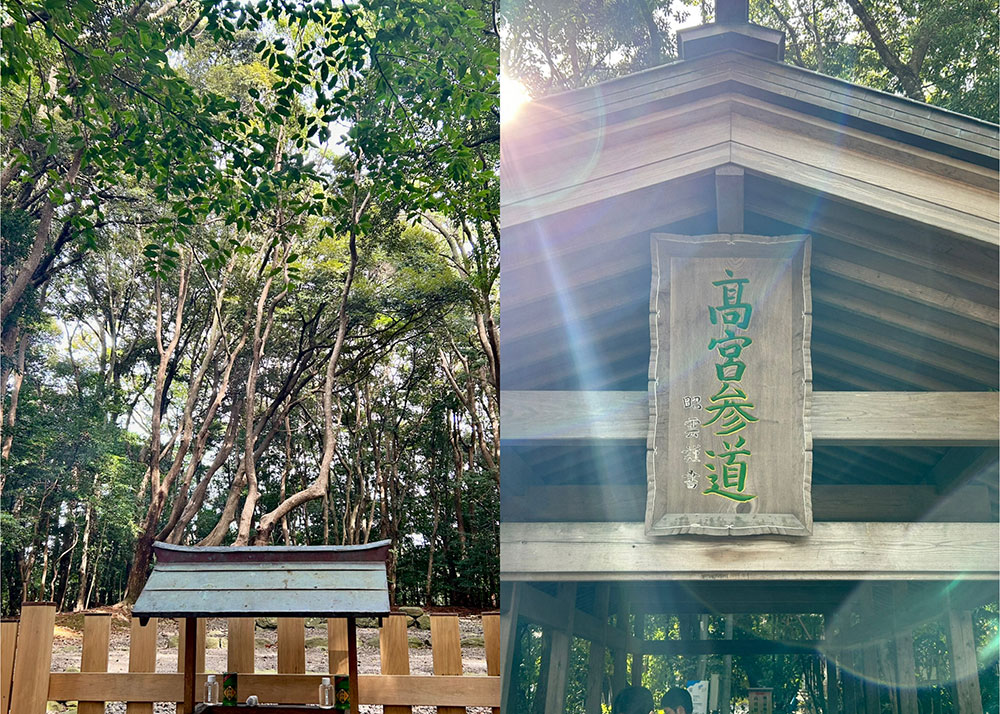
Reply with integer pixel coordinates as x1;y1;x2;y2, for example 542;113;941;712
646;234;812;536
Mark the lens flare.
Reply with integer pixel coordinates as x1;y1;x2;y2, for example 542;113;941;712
500;73;532;125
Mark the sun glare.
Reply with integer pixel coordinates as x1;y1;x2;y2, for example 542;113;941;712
500;72;532;125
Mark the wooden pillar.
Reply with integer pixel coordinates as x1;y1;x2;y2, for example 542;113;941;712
891;584;919;714
182;617;197;714
532;629;553;714
177;617;205;714
611;597;628;695
500;583;521;714
860;585;882;714
824;615;842;714
696;614;709;681
328;618;349;675
380;614;412;714
585;585;611;714
431;614;465;714
9;602;55;714
78;613;111;714
720;614;734;714
631;607;645;687
544;583;577;713
2;619;20;714
277;617;306;674
227;618;255;674
842;649;860;714
483;612;501;714
126;616;157;714
347;616;360;714
947;606;984;714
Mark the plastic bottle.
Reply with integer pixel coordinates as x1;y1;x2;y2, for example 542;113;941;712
204;674;220;705
318;676;334;708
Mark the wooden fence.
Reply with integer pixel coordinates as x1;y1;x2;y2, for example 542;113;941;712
1;604;500;714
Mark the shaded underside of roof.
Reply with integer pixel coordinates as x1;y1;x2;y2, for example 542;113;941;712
132;541;391;618
499;171;999;512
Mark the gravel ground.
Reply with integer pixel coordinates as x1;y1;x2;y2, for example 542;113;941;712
49;612;491;714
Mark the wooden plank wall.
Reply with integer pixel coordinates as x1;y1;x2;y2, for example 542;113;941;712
4;612;500;711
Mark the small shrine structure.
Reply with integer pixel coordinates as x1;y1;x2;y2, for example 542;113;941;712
133;540;391;713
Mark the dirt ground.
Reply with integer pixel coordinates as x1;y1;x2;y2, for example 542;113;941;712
48;610;491;714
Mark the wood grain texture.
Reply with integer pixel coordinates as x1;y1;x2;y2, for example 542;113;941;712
9;603;55;714
176;618;205;714
327;618;349;675
347;617;359;714
126;617;157;714
891;584;919;714
46;673;499;706
543;584;576;713
584;587;610;714
499;585;519;714
1;620;18;714
501;391;999;445
500;521;999;580
181;618;197;714
948;608;984;714
715;166;745;233
379;615;411;714
812;253;998;326
482;614;500;714
648;234;812;535
227;618;255;673
277;618;306;675
430;615;464;714
78;614;111;714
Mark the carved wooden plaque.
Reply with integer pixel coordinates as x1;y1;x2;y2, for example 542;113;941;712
646;234;812;536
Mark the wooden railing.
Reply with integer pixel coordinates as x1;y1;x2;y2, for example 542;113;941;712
2;603;500;714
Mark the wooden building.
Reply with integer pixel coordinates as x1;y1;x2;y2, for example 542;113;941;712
499;2;999;712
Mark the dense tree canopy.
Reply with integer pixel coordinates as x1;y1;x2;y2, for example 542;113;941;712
501;0;999;122
2;0;498;612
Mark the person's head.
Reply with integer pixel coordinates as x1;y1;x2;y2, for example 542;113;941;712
659;687;694;714
612;686;655;714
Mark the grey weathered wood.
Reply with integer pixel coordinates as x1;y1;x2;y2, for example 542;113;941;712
543;584;576;714
584;586;611;714
715;166;745;233
812;253;998;326
503;484;993;523
647;234;812;535
499;583;520;714
501;390;999;445
500;521;1000;580
891;584;919;714
947;606;984;714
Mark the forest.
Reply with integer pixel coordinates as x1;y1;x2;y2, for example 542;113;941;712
1;0;499;614
501;0;999;123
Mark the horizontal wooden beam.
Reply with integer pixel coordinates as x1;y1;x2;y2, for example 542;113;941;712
500;521;1000;581
47;673;499;707
640;639;822;656
501;391;999;445
503;485;994;523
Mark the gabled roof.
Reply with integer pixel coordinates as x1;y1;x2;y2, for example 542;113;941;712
501;49;999;240
132;540;391;619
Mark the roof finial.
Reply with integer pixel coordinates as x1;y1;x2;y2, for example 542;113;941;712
715;0;749;25
677;0;784;61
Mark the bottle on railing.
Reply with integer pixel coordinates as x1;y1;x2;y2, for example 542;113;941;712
205;674;220;705
318;676;335;709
